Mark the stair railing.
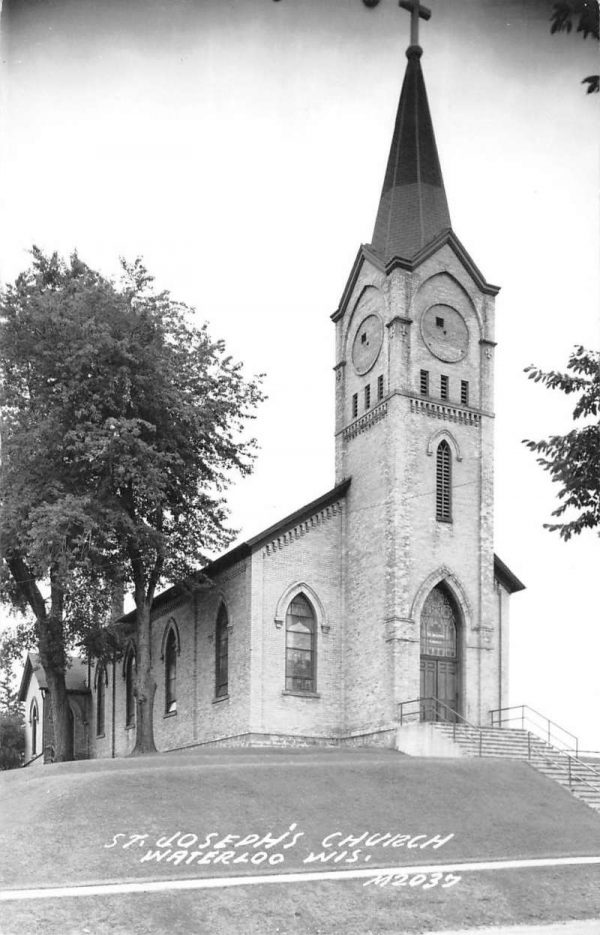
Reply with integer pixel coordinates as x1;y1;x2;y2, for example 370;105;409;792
527;741;600;797
489;704;579;756
398;696;485;755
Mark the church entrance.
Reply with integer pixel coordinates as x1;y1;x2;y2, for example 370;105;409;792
419;585;459;722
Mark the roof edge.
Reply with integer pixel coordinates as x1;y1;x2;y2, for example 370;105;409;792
382;230;500;296
17;653;35;702
331;246;386;322
333;231;499;323
247;478;351;550
494;554;526;593
116;479;352;626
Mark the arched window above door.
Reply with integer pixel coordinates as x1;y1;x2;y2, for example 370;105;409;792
420;586;457;658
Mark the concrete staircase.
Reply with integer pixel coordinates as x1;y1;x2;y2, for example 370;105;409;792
430;723;600;813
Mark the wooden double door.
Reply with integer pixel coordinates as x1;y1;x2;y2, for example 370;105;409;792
419;585;459;722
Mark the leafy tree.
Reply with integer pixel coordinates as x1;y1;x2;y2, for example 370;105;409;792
0;659;24;771
0;713;24;770
1;249;263;757
0;664;21;717
550;0;598;92
0;252;119;761
523;346;600;539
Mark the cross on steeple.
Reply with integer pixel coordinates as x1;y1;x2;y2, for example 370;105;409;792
399;0;431;48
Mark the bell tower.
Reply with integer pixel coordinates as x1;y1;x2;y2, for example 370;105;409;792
333;4;508;736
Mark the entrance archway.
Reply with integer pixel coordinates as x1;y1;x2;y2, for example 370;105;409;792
420;584;460;722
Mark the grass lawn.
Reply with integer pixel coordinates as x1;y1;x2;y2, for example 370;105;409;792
1;747;599;934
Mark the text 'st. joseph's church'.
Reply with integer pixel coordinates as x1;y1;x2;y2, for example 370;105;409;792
20;5;524;762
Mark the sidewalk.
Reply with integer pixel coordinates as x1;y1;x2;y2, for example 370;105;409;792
421;921;600;935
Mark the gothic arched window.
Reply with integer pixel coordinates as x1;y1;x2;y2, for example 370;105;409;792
436;440;452;522
96;665;106;736
124;648;136;728
421;587;457;658
285;593;316;692
165;629;177;714
215;605;229;699
30;699;39;755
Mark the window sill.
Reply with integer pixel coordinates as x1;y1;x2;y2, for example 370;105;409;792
125;723;135;731
163;710;177;719
436;517;453;524
96;732;105;739
212;694;230;705
282;690;321;699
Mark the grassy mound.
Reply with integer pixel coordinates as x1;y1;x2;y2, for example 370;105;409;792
1;747;599;934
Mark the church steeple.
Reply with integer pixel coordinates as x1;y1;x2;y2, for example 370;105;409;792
370;7;451;262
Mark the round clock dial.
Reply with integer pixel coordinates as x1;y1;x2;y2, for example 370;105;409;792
351;314;384;375
421;304;468;363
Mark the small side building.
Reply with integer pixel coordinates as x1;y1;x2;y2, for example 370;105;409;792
18;652;91;765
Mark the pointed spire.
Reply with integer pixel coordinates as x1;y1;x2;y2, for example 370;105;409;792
370;44;451;262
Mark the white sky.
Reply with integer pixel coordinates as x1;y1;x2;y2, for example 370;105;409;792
1;0;598;747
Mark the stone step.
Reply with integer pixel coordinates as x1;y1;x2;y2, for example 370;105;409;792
426;722;600;814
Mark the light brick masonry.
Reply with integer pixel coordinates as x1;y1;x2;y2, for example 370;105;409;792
20;37;525;763
82;236;522;760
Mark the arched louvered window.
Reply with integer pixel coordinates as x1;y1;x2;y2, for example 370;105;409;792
285;593;316;692
436;440;452;522
125;649;136;728
165;629;177;714
96;665;106;736
215;605;229;699
30;699;39;755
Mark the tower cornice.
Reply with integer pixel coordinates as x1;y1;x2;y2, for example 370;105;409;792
332;231;500;322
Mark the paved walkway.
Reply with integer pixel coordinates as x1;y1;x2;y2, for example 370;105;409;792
421;921;600;935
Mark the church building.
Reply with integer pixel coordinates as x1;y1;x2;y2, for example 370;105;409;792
22;5;524;764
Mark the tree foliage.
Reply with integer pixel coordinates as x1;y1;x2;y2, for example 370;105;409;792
0;250;119;760
0;663;21;718
550;0;599;92
0;660;24;771
1;248;264;756
0;713;24;770
523;346;600;540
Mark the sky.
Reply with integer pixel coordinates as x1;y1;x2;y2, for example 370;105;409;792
0;0;598;746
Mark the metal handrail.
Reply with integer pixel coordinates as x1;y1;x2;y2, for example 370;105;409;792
525;735;600;794
398;696;486;755
489;704;579;756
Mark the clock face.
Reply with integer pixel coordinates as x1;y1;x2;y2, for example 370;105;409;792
350;288;384;375
421;304;468;363
351;314;384;375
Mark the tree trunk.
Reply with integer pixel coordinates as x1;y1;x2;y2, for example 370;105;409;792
131;598;157;755
3;554;73;761
37;610;72;763
43;667;72;762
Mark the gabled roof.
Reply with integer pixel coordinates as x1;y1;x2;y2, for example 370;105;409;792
17;652;89;702
494;554;526;594
370;45;451;262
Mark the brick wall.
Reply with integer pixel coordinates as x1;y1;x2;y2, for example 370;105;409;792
84;238;510;756
249;501;344;738
334;244;504;732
